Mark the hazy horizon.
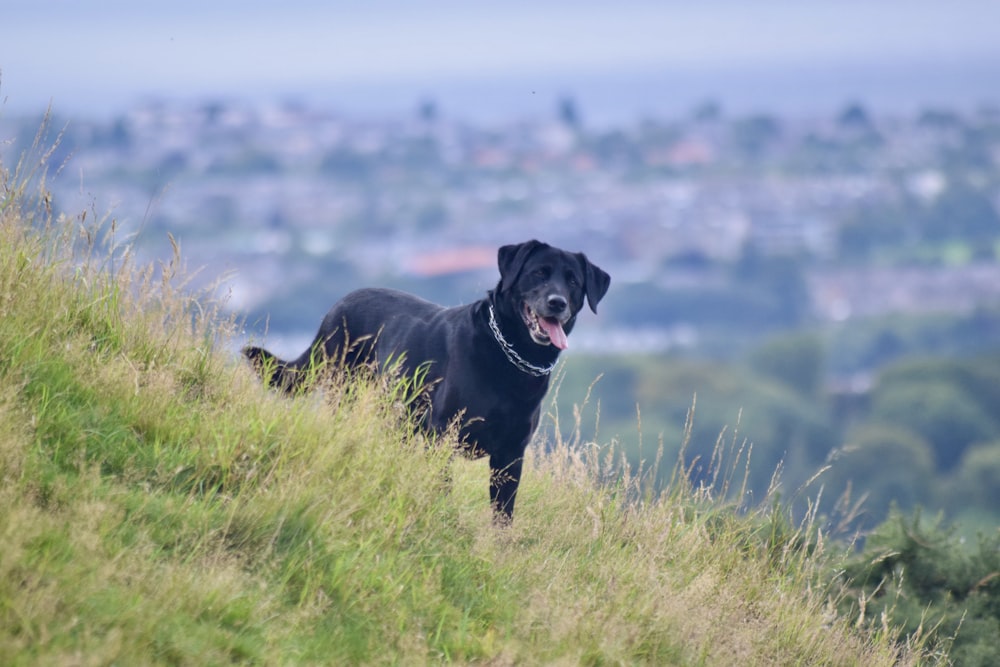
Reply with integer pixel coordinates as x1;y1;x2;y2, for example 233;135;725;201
4;1;1000;123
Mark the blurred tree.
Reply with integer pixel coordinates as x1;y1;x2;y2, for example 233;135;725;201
837;102;873;130
631;360;835;499
879;357;1000;423
691;99;723;123
732;114;782;160
825;423;937;522
917;108;963;130
869;379;997;471
582;129;639;168
946;125;998;171
837;197;919;260
748;333;825;399
557;95;582;131
734;247;811;326
920;180;1000;251
417;98;440;124
94;116;133;150
949;442;1000;509
200;100;228;125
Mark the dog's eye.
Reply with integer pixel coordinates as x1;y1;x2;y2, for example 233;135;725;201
566;274;579;287
534;267;550;279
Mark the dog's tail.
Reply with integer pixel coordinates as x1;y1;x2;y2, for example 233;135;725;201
242;345;310;394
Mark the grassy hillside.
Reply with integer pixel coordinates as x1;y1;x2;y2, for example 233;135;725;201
0;152;923;664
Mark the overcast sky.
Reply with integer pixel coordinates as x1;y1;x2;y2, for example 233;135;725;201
4;1;1000;120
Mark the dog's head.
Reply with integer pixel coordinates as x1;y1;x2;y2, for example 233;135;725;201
496;240;611;350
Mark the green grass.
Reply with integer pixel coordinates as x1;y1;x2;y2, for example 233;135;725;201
0;142;927;665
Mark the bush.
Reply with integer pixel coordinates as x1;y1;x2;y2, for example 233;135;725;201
840;510;1000;666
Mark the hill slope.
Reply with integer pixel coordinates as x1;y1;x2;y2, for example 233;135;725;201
0;156;917;664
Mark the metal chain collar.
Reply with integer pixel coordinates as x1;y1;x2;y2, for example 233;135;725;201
487;304;557;377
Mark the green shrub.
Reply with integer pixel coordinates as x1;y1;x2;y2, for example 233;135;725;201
840;510;1000;666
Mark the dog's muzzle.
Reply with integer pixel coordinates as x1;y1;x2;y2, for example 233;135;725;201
522;298;569;350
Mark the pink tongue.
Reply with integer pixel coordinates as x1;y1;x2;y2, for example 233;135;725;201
539;317;568;350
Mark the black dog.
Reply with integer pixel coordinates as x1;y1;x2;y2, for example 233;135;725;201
243;240;610;522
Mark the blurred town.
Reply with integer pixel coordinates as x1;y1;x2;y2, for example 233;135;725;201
6;98;1000;357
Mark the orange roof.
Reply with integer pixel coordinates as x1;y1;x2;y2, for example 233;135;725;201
406;246;497;277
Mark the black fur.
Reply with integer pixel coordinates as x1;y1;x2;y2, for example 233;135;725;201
243;240;610;522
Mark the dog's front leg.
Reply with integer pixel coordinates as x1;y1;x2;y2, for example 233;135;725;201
489;452;524;525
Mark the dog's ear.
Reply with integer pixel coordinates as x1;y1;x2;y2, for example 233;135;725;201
577;253;611;313
498;240;545;293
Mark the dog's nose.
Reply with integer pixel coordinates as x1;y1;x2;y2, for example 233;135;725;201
547;294;568;314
